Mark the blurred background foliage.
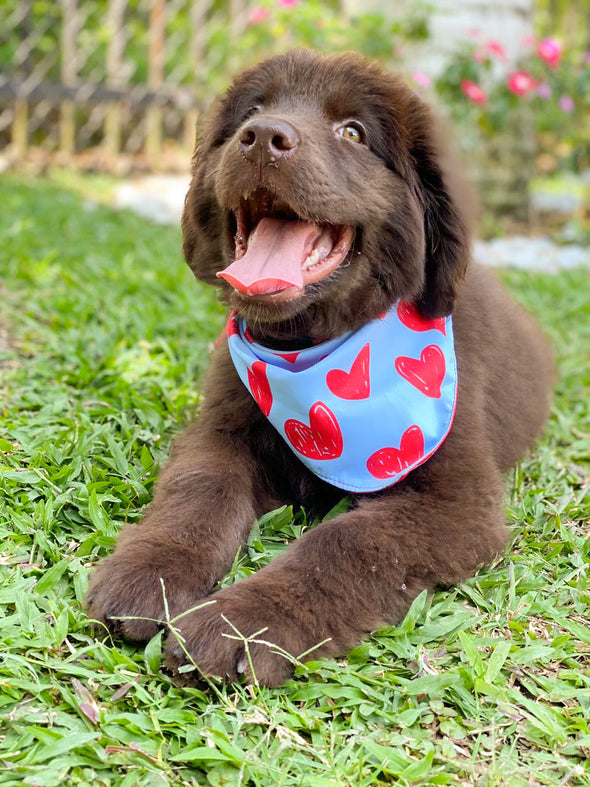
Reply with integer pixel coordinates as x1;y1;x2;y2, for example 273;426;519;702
1;0;430;97
436;24;589;177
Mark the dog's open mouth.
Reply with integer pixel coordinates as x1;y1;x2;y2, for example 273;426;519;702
216;189;355;301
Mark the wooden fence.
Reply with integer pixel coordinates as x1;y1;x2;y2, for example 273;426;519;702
1;0;250;170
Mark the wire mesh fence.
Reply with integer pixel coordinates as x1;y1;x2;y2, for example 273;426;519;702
1;0;437;172
0;0;253;171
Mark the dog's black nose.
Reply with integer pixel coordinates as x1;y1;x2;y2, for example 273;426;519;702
238;118;299;165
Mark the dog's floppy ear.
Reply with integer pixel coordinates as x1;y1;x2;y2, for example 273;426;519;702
182;84;262;284
407;99;474;318
181;116;228;286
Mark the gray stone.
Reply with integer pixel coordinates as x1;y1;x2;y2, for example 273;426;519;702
474;236;589;273
114;175;190;225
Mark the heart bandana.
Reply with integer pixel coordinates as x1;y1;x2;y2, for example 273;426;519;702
226;301;457;493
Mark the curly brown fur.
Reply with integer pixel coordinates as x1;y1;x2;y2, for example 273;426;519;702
87;50;553;687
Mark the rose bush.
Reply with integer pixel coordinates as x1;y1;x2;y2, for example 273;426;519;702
435;33;589;175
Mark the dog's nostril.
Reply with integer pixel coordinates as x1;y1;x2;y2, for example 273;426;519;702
271;133;295;152
240;129;257;148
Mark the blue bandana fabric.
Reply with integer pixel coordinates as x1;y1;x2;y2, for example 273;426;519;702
226;302;457;493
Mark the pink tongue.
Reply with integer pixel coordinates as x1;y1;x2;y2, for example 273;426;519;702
217;217;321;295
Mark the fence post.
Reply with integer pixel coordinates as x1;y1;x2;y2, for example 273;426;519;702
105;0;127;160
189;0;212;67
227;0;248;74
186;0;214;156
12;101;29;160
12;0;33;160
229;0;247;38
60;0;79;160
146;0;166;170
183;109;199;156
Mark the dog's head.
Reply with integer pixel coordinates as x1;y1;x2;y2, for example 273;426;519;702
182;50;473;338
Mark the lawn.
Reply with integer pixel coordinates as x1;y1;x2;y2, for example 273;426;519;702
0;173;588;786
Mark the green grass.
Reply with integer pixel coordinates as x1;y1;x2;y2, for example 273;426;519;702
0;173;589;787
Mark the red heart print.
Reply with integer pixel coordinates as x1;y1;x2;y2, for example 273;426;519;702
397;301;446;335
326;343;371;400
227;313;239;337
395;344;445;398
247;361;273;416
366;425;425;479
282;352;300;364
285;401;343;460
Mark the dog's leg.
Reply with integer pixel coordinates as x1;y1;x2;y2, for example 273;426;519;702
86;352;268;642
164;434;508;687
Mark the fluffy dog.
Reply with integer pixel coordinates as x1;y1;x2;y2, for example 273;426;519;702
87;50;553;687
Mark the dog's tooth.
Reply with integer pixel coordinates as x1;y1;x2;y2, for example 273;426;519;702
303;248;321;270
236;655;248;674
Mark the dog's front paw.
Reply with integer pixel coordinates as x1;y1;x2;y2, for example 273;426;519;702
164;583;325;688
86;548;206;643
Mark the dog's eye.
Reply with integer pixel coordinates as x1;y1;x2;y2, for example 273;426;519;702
242;104;263;122
335;122;365;145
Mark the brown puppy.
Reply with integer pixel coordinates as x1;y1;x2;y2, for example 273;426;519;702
87;50;553;687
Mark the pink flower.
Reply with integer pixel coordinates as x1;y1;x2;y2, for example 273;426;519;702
248;5;270;24
583;51;590;64
278;0;299;6
537;83;552;99
460;80;487;105
537;38;562;67
558;95;575;113
507;70;537;96
465;28;482;39
521;34;536;47
412;71;432;89
485;40;508;60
